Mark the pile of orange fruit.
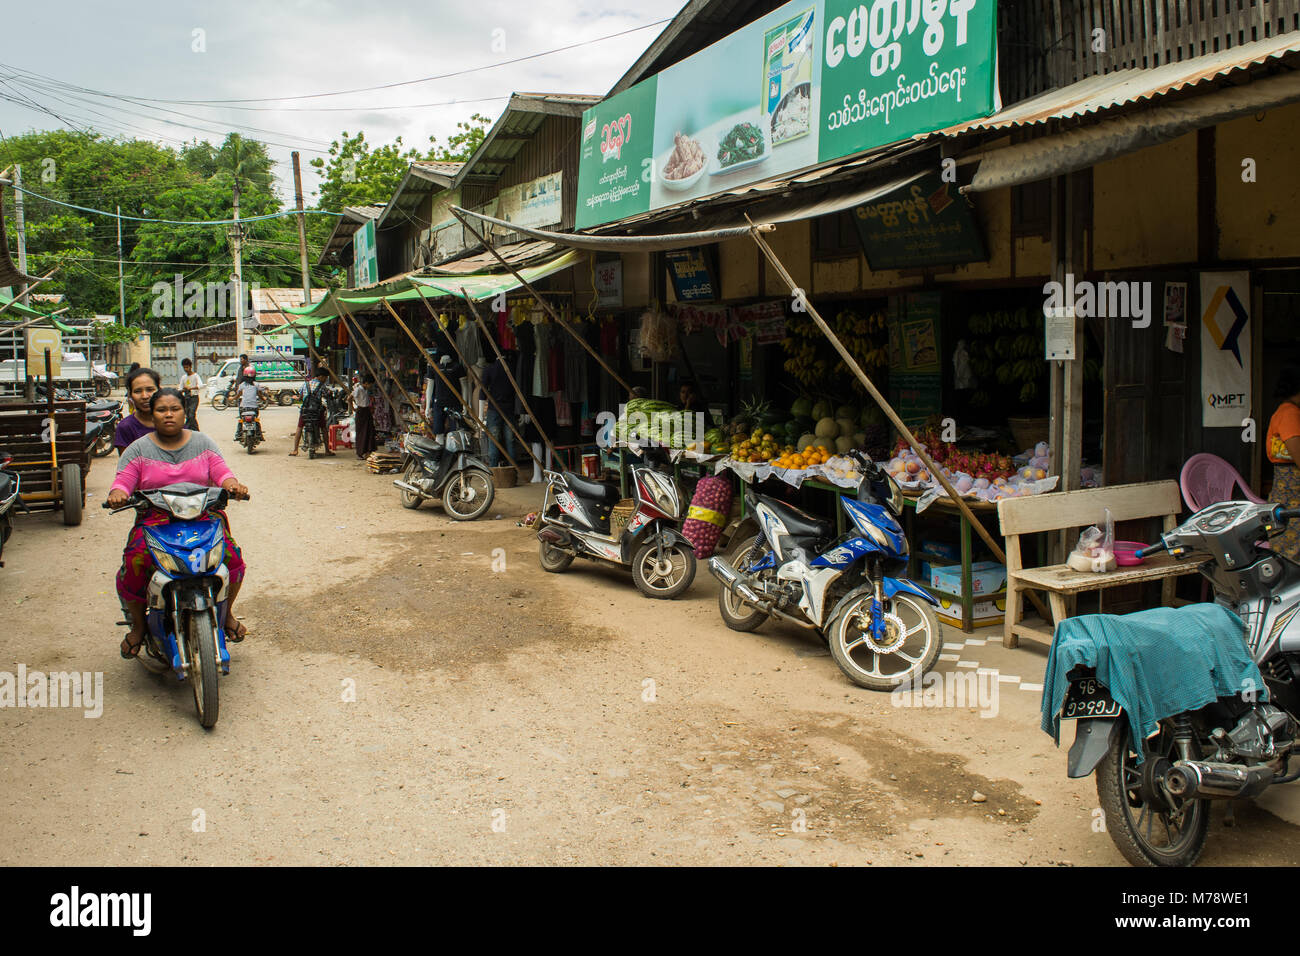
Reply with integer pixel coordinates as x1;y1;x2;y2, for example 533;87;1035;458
773;443;833;470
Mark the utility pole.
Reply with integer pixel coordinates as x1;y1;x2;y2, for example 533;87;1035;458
291;151;311;305
13;164;28;304
229;179;245;350
116;206;126;326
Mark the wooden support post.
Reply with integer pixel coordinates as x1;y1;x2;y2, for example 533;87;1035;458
453;289;559;461
0;269;58;320
380;296;519;470
450;208;633;393
745;217;1051;623
264;293;348;390
336;298;430;430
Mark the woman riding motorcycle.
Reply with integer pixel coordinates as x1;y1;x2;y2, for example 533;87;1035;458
108;387;250;659
114;366;160;454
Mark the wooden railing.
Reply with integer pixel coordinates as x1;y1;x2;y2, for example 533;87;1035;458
999;0;1300;105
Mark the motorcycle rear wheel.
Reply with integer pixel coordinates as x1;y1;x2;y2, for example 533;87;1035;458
442;469;494;521
1096;719;1209;867
277;391;294;406
538;538;574;572
717;536;769;631
210;393;227;410
184;610;220;729
632;539;696;599
92;428;115;458
826;591;941;691
399;462;424;510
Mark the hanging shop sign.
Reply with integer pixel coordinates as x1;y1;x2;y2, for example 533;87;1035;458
353;219;378;287
497;172;563;231
852;172;986;270
736;300;788;344
594;260;623;307
888;292;941;426
575;0;999;229
665;248;717;301
676;303;732;334
1199;271;1252;428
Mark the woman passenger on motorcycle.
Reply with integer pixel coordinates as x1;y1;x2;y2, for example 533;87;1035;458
1267;366;1300;561
107;387;250;659
113;366;160;454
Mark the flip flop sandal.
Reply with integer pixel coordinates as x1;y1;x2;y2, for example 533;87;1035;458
120;632;144;659
227;621;247;643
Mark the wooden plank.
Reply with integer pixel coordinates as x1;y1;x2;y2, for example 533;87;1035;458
1012;554;1202;594
996;480;1182;536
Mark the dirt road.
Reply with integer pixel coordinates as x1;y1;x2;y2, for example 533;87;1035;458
1;405;1297;865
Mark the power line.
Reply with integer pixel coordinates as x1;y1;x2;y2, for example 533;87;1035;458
0;19;667;107
3;181;341;225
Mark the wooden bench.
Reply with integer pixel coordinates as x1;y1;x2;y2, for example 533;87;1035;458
996;480;1200;648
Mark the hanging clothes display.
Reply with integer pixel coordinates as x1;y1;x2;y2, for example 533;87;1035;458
513;319;535;396
563;326;587;404
455;316;485;367
531;321;550;398
372;389;393;433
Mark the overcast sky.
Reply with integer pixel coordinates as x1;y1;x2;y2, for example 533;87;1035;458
0;0;677;206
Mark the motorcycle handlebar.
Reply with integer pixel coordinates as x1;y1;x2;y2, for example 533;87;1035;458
101;489;250;512
1277;507;1300;521
1134;540;1166;559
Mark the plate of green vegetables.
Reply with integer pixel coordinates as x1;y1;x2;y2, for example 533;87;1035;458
711;120;769;175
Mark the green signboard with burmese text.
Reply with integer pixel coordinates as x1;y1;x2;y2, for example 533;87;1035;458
576;0;998;229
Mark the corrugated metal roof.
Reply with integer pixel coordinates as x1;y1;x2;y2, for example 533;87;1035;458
941;32;1300;135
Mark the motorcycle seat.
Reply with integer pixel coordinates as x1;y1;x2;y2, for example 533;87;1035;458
564;471;619;504
406;434;443;457
751;491;832;540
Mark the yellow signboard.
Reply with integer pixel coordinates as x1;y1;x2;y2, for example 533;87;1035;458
26;328;62;377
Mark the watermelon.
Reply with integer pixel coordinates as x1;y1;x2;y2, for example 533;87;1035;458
815;417;839;439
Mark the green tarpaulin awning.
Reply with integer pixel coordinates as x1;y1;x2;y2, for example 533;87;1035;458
0;292;76;332
279;249;584;322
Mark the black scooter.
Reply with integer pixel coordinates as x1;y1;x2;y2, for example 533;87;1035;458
393;409;495;521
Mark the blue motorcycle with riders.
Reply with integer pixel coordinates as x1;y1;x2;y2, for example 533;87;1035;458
104;484;247;728
708;450;942;690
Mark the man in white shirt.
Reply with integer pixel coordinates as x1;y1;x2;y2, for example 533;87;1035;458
179;358;204;431
352;372;376;458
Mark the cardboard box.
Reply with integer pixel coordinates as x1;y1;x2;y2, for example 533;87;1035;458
930;560;1006;597
935;596;1006;629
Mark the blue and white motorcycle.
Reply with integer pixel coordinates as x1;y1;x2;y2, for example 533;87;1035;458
708;453;941;690
105;484;246;728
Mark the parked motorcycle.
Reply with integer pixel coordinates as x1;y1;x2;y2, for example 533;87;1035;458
235;407;264;455
103;485;248;728
1060;500;1300;866
394;409;495;520
0;451;23;568
34;383;122;457
536;454;696;599
708;452;941;690
299;384;346;459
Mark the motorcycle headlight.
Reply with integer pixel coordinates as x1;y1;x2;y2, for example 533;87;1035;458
160;492;207;521
638;470;681;518
445;431;465;453
150;547;183;574
206;540;225;571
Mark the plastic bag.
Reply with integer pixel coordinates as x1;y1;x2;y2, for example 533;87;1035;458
1070;508;1115;572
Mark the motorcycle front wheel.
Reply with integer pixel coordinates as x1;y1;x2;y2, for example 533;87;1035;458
184;610;220;729
442;469;494;521
92;427;115;458
1096;719;1209;867
826;590;941;691
210;393;227;410
399;461;423;509
632;538;696;600
717;536;769;631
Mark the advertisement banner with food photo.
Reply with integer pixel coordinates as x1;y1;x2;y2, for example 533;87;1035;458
575;0;999;230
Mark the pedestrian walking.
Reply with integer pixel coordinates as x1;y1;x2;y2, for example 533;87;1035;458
179;357;203;431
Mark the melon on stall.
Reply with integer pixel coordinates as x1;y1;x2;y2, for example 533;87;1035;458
852;431;866;448
836;405;859;422
835;417;855;438
791;396;814;418
797;433;819;450
835;435;854;454
815;417;839;438
811;400;833;421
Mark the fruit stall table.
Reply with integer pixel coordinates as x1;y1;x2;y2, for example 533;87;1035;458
606;443;721;498
898;491;1007;634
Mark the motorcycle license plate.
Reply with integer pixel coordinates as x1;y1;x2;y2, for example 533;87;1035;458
1060;678;1122;719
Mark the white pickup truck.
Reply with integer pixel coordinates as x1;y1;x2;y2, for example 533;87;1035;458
207;357;307;407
